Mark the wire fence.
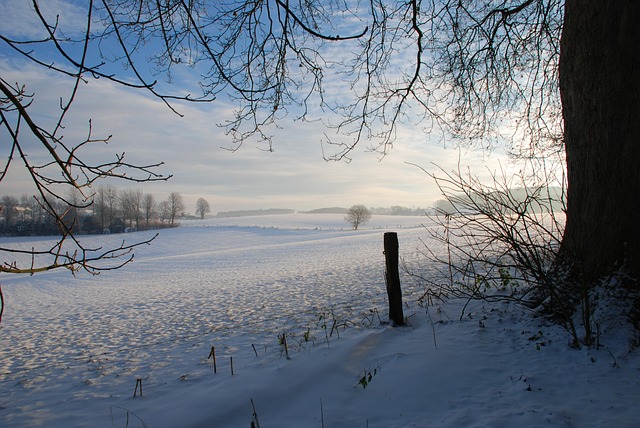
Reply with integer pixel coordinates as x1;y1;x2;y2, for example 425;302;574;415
0;269;433;398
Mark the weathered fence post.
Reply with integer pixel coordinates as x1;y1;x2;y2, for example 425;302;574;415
384;232;404;326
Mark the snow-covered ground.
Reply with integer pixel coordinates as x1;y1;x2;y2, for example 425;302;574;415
0;214;638;427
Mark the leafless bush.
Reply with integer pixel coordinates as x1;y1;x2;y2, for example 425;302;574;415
409;161;593;347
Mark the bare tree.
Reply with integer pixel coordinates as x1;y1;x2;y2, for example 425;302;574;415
345;205;372;230
158;200;171;224
120;189;143;230
94;186;114;231
142;193;156;230
195;197;211;220
119;191;133;229
167;192;185;226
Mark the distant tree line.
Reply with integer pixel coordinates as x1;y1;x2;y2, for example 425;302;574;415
368;206;428;216
303;206;430;216
215;208;294;218
432;187;565;216
0;188;189;237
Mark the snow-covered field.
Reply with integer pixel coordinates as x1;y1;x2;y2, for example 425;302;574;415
1;214;638;427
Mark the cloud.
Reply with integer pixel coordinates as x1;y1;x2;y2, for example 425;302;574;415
0;0;90;39
0;48;510;216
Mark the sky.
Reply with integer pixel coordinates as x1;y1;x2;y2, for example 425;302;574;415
0;0;512;215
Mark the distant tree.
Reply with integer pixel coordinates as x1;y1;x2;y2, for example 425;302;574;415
1;195;19;228
345;205;372;230
19;195;32;223
24;195;45;226
195;198;211;220
142;193;156;230
94;187;107;230
167;192;185;226
120;189;143;230
95;186;119;231
81;211;99;234
109;217;126;234
119;192;132;228
158;200;170;224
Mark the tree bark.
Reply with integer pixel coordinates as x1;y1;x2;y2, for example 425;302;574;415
559;0;640;285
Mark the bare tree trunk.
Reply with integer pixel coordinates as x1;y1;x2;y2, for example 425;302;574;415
559;0;640;285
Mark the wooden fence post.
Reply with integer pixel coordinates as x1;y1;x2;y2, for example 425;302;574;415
133;378;143;397
384;232;404;326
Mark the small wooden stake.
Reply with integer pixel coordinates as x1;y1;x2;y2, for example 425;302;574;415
230;356;234;375
208;346;217;373
133;378;143;397
251;343;258;357
281;333;290;359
